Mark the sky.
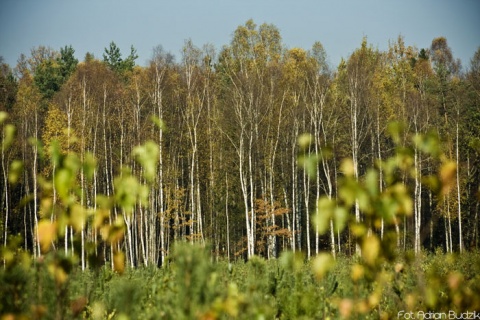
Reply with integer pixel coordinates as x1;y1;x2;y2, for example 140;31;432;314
0;0;479;70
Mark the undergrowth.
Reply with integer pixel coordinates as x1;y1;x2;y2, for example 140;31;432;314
2;244;479;319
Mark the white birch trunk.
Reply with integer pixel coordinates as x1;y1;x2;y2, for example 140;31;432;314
456;119;463;252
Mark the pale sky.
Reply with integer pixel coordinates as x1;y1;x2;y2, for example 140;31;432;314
1;0;479;69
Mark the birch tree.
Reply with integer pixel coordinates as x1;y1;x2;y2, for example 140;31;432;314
217;20;282;258
430;37;462;252
338;38;380;254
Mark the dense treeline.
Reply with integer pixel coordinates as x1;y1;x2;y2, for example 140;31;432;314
1;20;480;268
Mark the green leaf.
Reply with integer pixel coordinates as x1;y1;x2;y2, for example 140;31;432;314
8;160;24;184
55;168;73;202
357;188;371;215
314;197;335;234
28;137;46;161
49;140;62;168
365;169;379;197
2;124;15;150
413;131;441;157
333;207;349;233
83;152;97;181
0;111;8;124
279;250;304;272
297;154;318;179
151;116;167;131
64;153;81;173
298;133;313;150
312;253;335;280
387;121;404;144
391;183;413;216
69;204;86;232
338;178;357;207
133;140;159;183
114;173;139;215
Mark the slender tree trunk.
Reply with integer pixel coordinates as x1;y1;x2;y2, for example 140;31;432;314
248;133;255;257
351;94;361;256
225;173;230;261
1;128;9;259
283;187;295;251
80;77;87;270
414;146;422;254
448;197;453;253
376;102;384;240
430;190;433;251
291;122;298;252
33;110;40;258
303;166;311;258
456;119;463;252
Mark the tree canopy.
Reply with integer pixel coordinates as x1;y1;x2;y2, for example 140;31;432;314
1;23;479;269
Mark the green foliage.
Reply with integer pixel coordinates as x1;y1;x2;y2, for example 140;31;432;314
0;111;16;152
296;122;480;318
164;242;221;319
31;44;78;100
0;59;17;111
2;238;480;319
103;41;138;75
0;235;32;316
58;45;78;81
0;113;174;318
34;58;63;99
133;140;159;183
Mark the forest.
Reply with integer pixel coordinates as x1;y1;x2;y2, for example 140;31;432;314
1;19;480;318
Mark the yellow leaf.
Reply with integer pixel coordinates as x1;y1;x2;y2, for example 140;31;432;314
69;204;86;232
350;223;367;237
362;235;380;266
8;160;23;184
37;220;57;253
368;292;380;308
2;249;14;265
48;261;69;285
340;158;355;177
40;198;53;218
440;161;456;196
94;209;110;229
351;263;364;281
108;217;125;244
113;251;125;274
297;133;313;150
356;300;369;314
54;265;68;285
